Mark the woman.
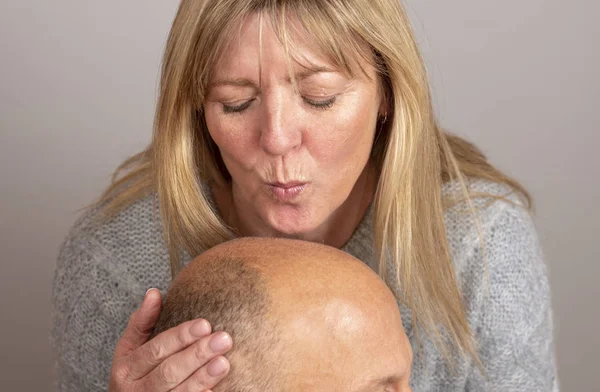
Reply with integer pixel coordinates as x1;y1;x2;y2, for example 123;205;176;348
51;0;558;391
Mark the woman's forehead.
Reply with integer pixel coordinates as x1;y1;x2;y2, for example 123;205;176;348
209;12;373;82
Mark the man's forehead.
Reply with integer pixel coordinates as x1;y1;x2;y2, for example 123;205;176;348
273;294;408;391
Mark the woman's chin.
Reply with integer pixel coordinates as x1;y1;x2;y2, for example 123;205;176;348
262;205;324;239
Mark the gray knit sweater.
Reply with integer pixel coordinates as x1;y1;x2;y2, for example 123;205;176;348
51;179;559;391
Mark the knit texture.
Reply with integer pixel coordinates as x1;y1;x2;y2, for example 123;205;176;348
51;179;559;391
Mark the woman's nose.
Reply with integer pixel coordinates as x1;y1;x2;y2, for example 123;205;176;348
259;92;301;156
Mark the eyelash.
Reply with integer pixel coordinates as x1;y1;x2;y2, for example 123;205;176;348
222;97;337;114
304;97;337;111
222;100;254;114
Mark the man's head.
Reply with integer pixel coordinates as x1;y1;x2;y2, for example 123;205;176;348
152;238;412;391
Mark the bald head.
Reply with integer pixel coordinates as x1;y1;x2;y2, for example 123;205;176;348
152;238;412;391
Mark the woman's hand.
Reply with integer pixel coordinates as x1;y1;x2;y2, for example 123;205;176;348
109;289;233;391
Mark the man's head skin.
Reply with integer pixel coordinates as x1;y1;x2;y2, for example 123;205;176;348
152;238;412;391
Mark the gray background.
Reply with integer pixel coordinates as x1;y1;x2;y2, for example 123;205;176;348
0;0;598;390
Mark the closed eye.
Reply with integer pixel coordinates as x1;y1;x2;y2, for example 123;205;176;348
303;96;337;110
222;99;255;114
222;96;337;114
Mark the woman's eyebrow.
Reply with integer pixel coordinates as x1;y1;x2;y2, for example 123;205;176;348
208;78;257;89
208;66;337;89
292;65;337;81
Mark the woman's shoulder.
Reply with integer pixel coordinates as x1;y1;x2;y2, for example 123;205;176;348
55;193;172;292
442;178;542;275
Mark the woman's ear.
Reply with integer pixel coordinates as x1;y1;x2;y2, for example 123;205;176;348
377;77;392;120
378;97;390;123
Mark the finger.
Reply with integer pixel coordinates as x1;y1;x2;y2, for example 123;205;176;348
114;288;163;359
137;331;232;391
127;318;213;380
172;356;230;392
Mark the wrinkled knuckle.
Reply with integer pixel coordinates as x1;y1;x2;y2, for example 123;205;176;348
193;340;211;364
130;319;146;337
158;362;178;385
177;323;191;346
146;341;164;363
111;362;131;383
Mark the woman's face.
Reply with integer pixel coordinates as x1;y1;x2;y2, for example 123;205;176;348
204;13;384;238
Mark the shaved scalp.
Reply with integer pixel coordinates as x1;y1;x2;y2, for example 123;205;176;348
151;256;281;392
150;237;405;391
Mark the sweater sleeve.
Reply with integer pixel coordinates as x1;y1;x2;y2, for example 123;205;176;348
464;201;559;391
50;220;142;391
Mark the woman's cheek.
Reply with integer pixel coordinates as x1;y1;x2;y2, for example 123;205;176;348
206;119;254;164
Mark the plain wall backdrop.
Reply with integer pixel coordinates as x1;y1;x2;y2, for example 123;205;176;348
0;0;598;390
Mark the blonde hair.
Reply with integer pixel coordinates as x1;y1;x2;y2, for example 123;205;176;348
96;0;531;368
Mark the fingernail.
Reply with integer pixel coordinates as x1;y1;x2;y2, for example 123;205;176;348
142;289;156;306
190;319;211;337
207;357;229;377
209;332;232;352
145;288;156;296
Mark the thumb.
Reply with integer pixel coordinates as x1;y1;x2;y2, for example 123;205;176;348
113;288;162;359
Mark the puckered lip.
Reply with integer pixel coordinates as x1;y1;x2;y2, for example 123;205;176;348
268;181;308;188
